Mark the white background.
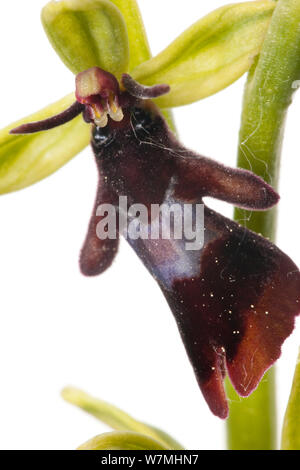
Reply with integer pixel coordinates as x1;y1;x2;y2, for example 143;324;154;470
0;0;299;450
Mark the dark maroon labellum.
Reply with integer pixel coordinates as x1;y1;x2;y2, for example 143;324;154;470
12;67;300;419
84;101;299;418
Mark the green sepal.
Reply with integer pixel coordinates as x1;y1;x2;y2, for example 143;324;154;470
131;1;275;108
62;387;184;450
108;0;151;70
41;0;129;77
0;94;90;194
78;431;170;450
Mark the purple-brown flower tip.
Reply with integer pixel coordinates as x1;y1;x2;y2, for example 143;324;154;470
76;67;124;127
9;67;170;134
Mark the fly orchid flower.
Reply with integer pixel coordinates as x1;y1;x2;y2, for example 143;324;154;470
1;0;299;419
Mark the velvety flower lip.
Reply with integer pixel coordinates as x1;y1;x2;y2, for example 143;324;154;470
9;66;300;419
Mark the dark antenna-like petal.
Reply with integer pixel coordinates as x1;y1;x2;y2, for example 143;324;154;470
10;101;84;135
122;74;170;99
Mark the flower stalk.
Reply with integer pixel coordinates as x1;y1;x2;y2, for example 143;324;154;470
227;0;300;450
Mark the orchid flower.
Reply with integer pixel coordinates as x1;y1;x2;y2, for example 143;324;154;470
1;0;299;421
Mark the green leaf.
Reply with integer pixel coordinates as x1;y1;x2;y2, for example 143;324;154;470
281;349;300;450
0;94;90;194
78;431;169;450
62;387;184;450
108;0;151;70
131;1;275;108
41;0;129;77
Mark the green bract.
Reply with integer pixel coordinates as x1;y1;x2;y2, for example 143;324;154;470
62;387;184;450
0;94;90;194
41;0;129;77
131;1;275;107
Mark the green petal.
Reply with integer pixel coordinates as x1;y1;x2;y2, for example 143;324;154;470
41;0;129;77
62;387;184;450
0;94;90;194
78;432;169;450
281;349;300;450
108;0;151;70
131;1;275;108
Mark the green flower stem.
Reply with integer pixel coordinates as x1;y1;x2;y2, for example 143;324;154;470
226;0;300;450
281;348;300;450
226;371;276;450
